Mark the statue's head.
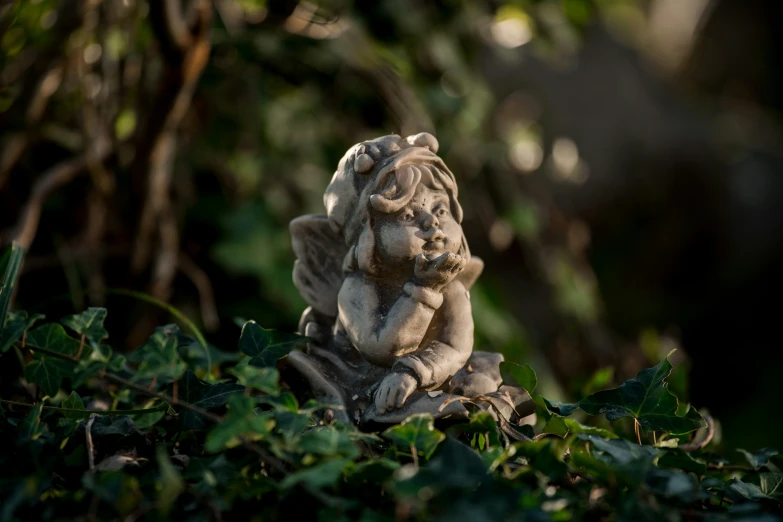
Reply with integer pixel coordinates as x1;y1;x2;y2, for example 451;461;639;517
324;133;469;275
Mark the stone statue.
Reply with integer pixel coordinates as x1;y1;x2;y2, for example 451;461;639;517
285;132;533;428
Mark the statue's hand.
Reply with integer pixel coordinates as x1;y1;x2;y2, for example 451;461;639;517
413;252;466;291
374;372;418;414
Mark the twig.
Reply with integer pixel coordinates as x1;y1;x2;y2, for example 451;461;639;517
178;254;220;331
7;140;111;250
85;413;97;470
0;65;63;189
102;372;221;423
0;399;166;416
634;420;642;445
410;445;419;470
680;415;714;452
131;0;212;304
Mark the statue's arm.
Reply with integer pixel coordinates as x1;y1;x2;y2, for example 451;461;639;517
391;281;473;389
338;274;439;365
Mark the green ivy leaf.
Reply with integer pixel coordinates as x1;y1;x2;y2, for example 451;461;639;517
173;370;245;430
26;323;82;357
500;362;537;393
24;356;74;396
238;320;307;367
280;458;351;490
383;413;445;459
544;350;707;434
760;473;783;500
657;449;708;476
576;434;661;487
298;428;360;459
157;448;185;517
727;478;777;501
127;325;186;382
61;391;86;420
514;438;569;481
0;242;24;332
82;472;142;516
229;359;280;394
578;434;662;464
60;307;108;349
205;395;273;452
0;310;44;353
737;448;779;471
17;403;45;442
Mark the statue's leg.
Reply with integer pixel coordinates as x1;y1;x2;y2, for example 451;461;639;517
449;351;504;397
285;350;352;425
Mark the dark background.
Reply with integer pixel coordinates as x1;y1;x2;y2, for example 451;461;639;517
2;0;782;451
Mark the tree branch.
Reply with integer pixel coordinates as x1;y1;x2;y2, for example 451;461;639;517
5;138;111;250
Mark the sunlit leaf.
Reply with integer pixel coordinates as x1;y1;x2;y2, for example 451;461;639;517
229;358;280;394
545;351;706;434
205;395;273;452
500;361;537;393
383;414;445;459
61;307;108;349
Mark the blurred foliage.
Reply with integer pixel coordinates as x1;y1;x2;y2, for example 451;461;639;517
2;0;783;453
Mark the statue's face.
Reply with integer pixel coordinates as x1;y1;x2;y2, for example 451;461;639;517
374;182;462;266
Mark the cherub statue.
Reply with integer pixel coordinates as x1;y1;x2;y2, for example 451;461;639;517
286;132;526;426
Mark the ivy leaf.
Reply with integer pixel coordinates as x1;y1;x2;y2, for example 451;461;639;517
0;242;24;332
544;350;707;434
514;438;569;481
238;320;307;367
157;448;185;517
229;359;280;394
298;428;360;459
57;391;87;436
280;458;351;490
383;413;445;459
760;473;783;500
576;434;661;487
205;395;274;452
0;310;44;353
61;391;86;420
657;449;708;476
173;370;245;429
61;307;108;349
24;356;74;396
26;323;82;357
727;478;777;501
500;362;537;393
737;448;779;471
127;325;186;382
17;403;45;442
82;472;142;516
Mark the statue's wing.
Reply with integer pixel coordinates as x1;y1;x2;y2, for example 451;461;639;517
290;215;347;318
457;256;484;291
